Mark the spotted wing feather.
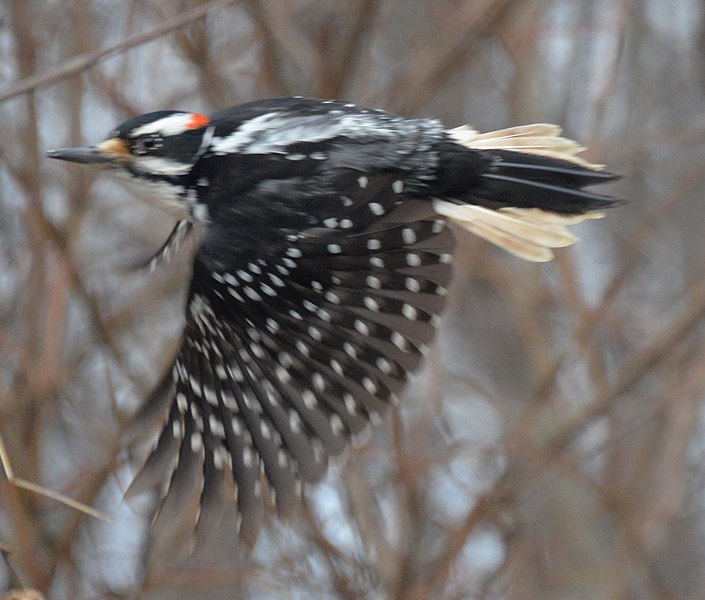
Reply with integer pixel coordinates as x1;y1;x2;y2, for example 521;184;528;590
130;172;454;545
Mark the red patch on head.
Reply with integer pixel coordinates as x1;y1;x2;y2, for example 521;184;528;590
187;113;210;129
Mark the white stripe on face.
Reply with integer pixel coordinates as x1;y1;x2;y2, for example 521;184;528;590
131;113;195;137
134;156;192;176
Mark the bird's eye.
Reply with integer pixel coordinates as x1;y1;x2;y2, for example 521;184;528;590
132;134;162;155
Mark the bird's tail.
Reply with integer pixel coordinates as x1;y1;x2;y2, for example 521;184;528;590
437;124;620;262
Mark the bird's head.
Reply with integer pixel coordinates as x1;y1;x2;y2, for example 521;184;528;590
48;110;214;218
48;110;213;175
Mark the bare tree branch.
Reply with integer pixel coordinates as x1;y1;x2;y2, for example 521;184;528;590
0;0;242;103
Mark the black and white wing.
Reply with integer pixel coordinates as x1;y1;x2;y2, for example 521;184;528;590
127;171;454;545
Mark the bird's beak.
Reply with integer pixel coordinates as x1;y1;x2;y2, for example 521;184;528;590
47;145;113;164
47;138;131;166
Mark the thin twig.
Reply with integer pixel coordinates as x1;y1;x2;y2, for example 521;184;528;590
0;0;242;104
539;280;705;460
0;434;111;522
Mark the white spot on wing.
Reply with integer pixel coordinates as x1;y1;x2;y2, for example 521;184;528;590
376;357;393;374
402;304;418;320
176;392;188;413
344;393;356;415
244;287;262;301
172;421;183;439
243;448;255;468
369;202;384;215
269;273;285;287
289;410;303;433
354;320;370;336
330;414;344;435
391;331;409;351
275;366;291;383
362;377;377;394
366;275;381;289
432;219;446;233
406;253;421;266
260;283;277;297
302;390;317;408
325;291;341;304
405;277;421;292
363;297;380;312
237;269;253;282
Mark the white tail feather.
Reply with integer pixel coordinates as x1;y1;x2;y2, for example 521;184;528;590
433;199;604;262
448;123;604;170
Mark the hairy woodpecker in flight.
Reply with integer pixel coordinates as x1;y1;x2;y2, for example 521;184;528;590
48;97;619;545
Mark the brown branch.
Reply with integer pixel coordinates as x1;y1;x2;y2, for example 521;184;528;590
536;279;705;461
407;476;510;600
378;0;523;114
317;0;384;98
0;0;242;103
0;434;110;522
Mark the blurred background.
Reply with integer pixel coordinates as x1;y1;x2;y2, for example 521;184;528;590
2;0;705;598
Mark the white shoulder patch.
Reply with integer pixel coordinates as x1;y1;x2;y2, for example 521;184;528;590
210;113;395;155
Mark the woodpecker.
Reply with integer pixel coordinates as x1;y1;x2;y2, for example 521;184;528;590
48;97;619;544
